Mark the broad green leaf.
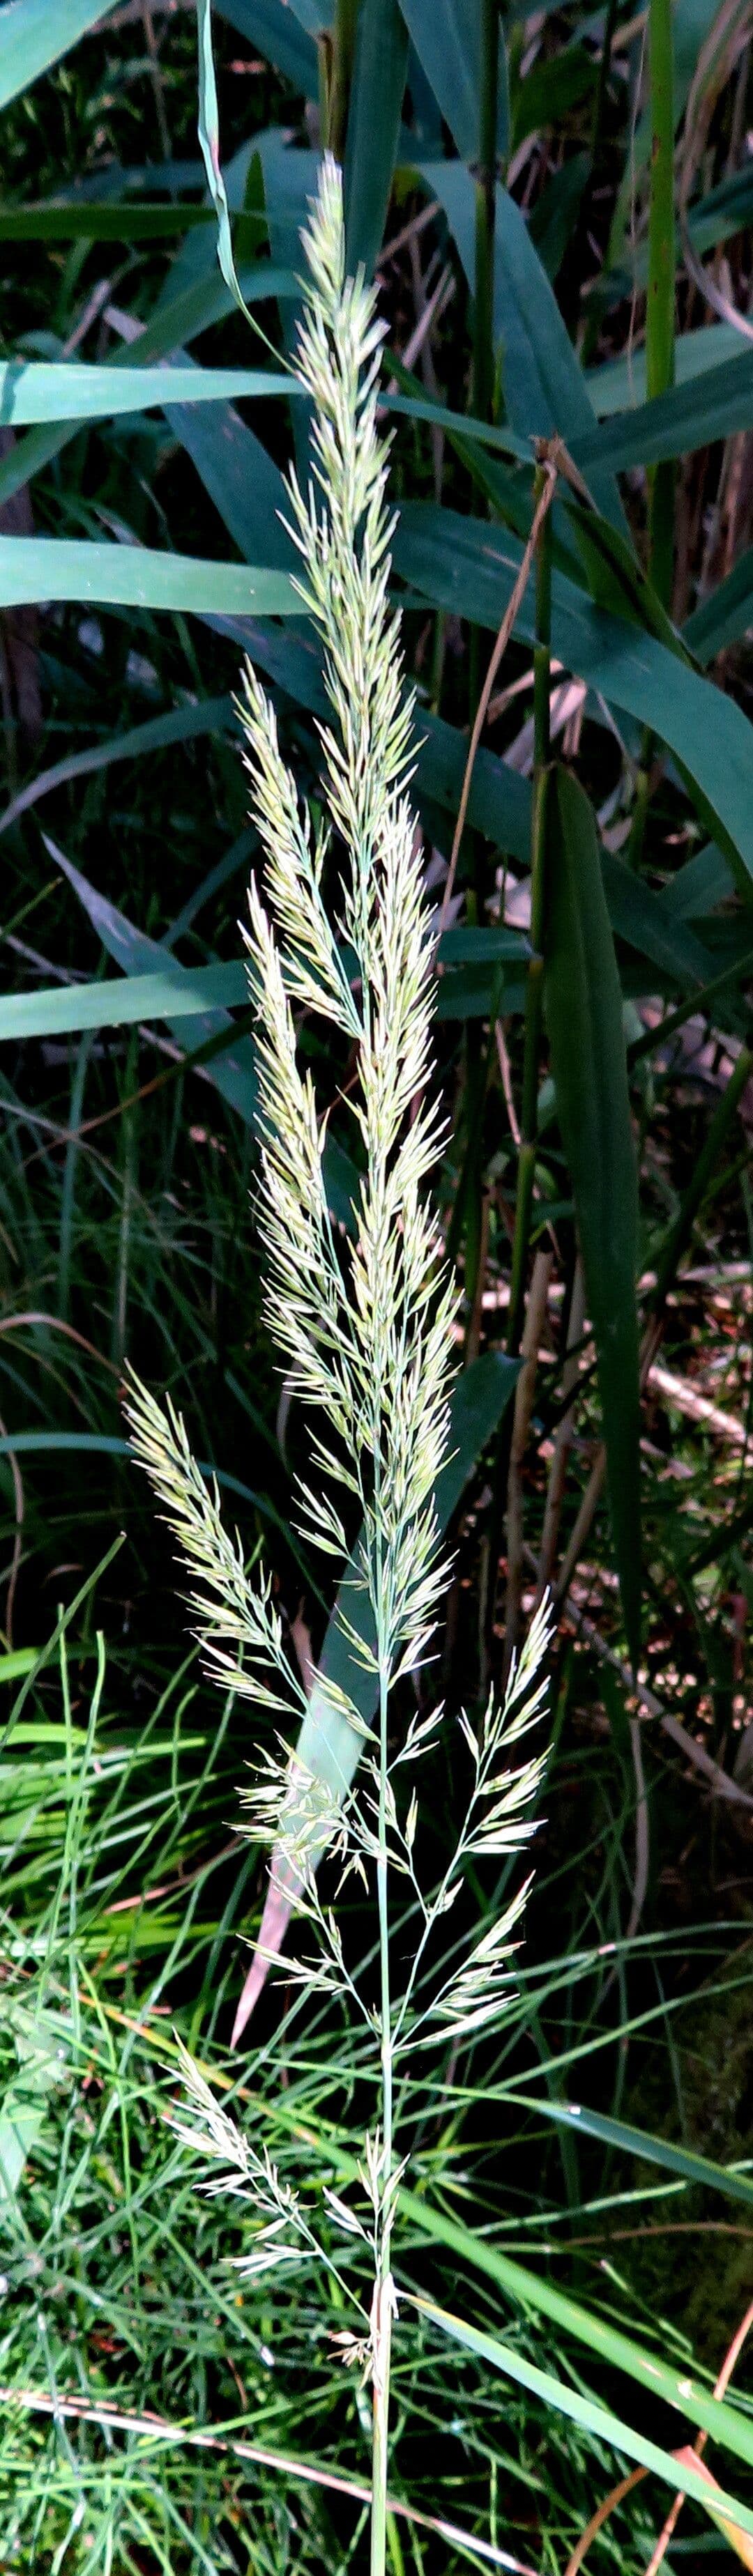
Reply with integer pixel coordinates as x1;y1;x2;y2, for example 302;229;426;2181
393;501;753;887
601;849;717;990
0;360;293;424
545;768;641;1662
589;319;745;418
0;536;296;615
345;0;406;273
574;346;753;476
386;388;528;464
162;370;294;571
418;709;532;868
438;927;528;967
0;933;512;1041
0;963;250;1043
685;546;753;662
563;494;685;657
213;0;321;93
398;0;508;162
0;2005;70;2209
416;2296;753;2543
418;162;625;532
234;1351;519;2036
658;843;737;919
0;202;218;241
0;0;118;111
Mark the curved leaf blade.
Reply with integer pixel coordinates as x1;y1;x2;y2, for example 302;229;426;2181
416;2296;753;2545
544;766;641;1661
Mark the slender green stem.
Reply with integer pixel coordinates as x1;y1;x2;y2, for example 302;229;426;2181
646;0;676;752
462;2;501;1295
371;1648;393;2576
326;0;358;158
472;0;499;429
630;0;676;864
507;466;552;1358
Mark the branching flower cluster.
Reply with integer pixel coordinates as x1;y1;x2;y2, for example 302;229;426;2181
127;158;552;2561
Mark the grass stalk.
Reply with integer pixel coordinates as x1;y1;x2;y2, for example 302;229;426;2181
464;0;500;1293
646;0;676;609
372;1647;394;2576
628;0;676;864
628;0;676;868
126;164;551;2576
507;462;552;1359
472;0;500;430
326;0;359;158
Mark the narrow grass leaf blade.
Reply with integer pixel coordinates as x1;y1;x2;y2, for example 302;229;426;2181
0;362;292;424
344;0;407;274
0;202;219;242
416;2297;753;2544
519;2095;753;2207
590;320;747;420
684;546;753;662
47;843;359;1227
0;964;250;1042
402;2191;753;2478
545;767;641;1660
575;346;753;475
164;386;293;569
0;537;296;614
48;842;260;1126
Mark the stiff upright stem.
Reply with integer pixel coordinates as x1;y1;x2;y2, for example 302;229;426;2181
326;0;358;159
646;0;676;609
630;0;676;865
370;1648;393;2576
507;463;552;1358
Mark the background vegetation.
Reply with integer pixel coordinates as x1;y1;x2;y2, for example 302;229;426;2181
1;0;753;2567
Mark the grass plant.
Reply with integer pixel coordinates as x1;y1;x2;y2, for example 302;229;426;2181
126;160;554;2576
1;0;753;2567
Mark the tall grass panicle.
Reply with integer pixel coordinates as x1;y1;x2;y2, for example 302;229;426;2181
126;156;552;2576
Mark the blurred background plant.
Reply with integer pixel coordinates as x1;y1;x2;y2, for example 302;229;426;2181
1;0;753;2566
